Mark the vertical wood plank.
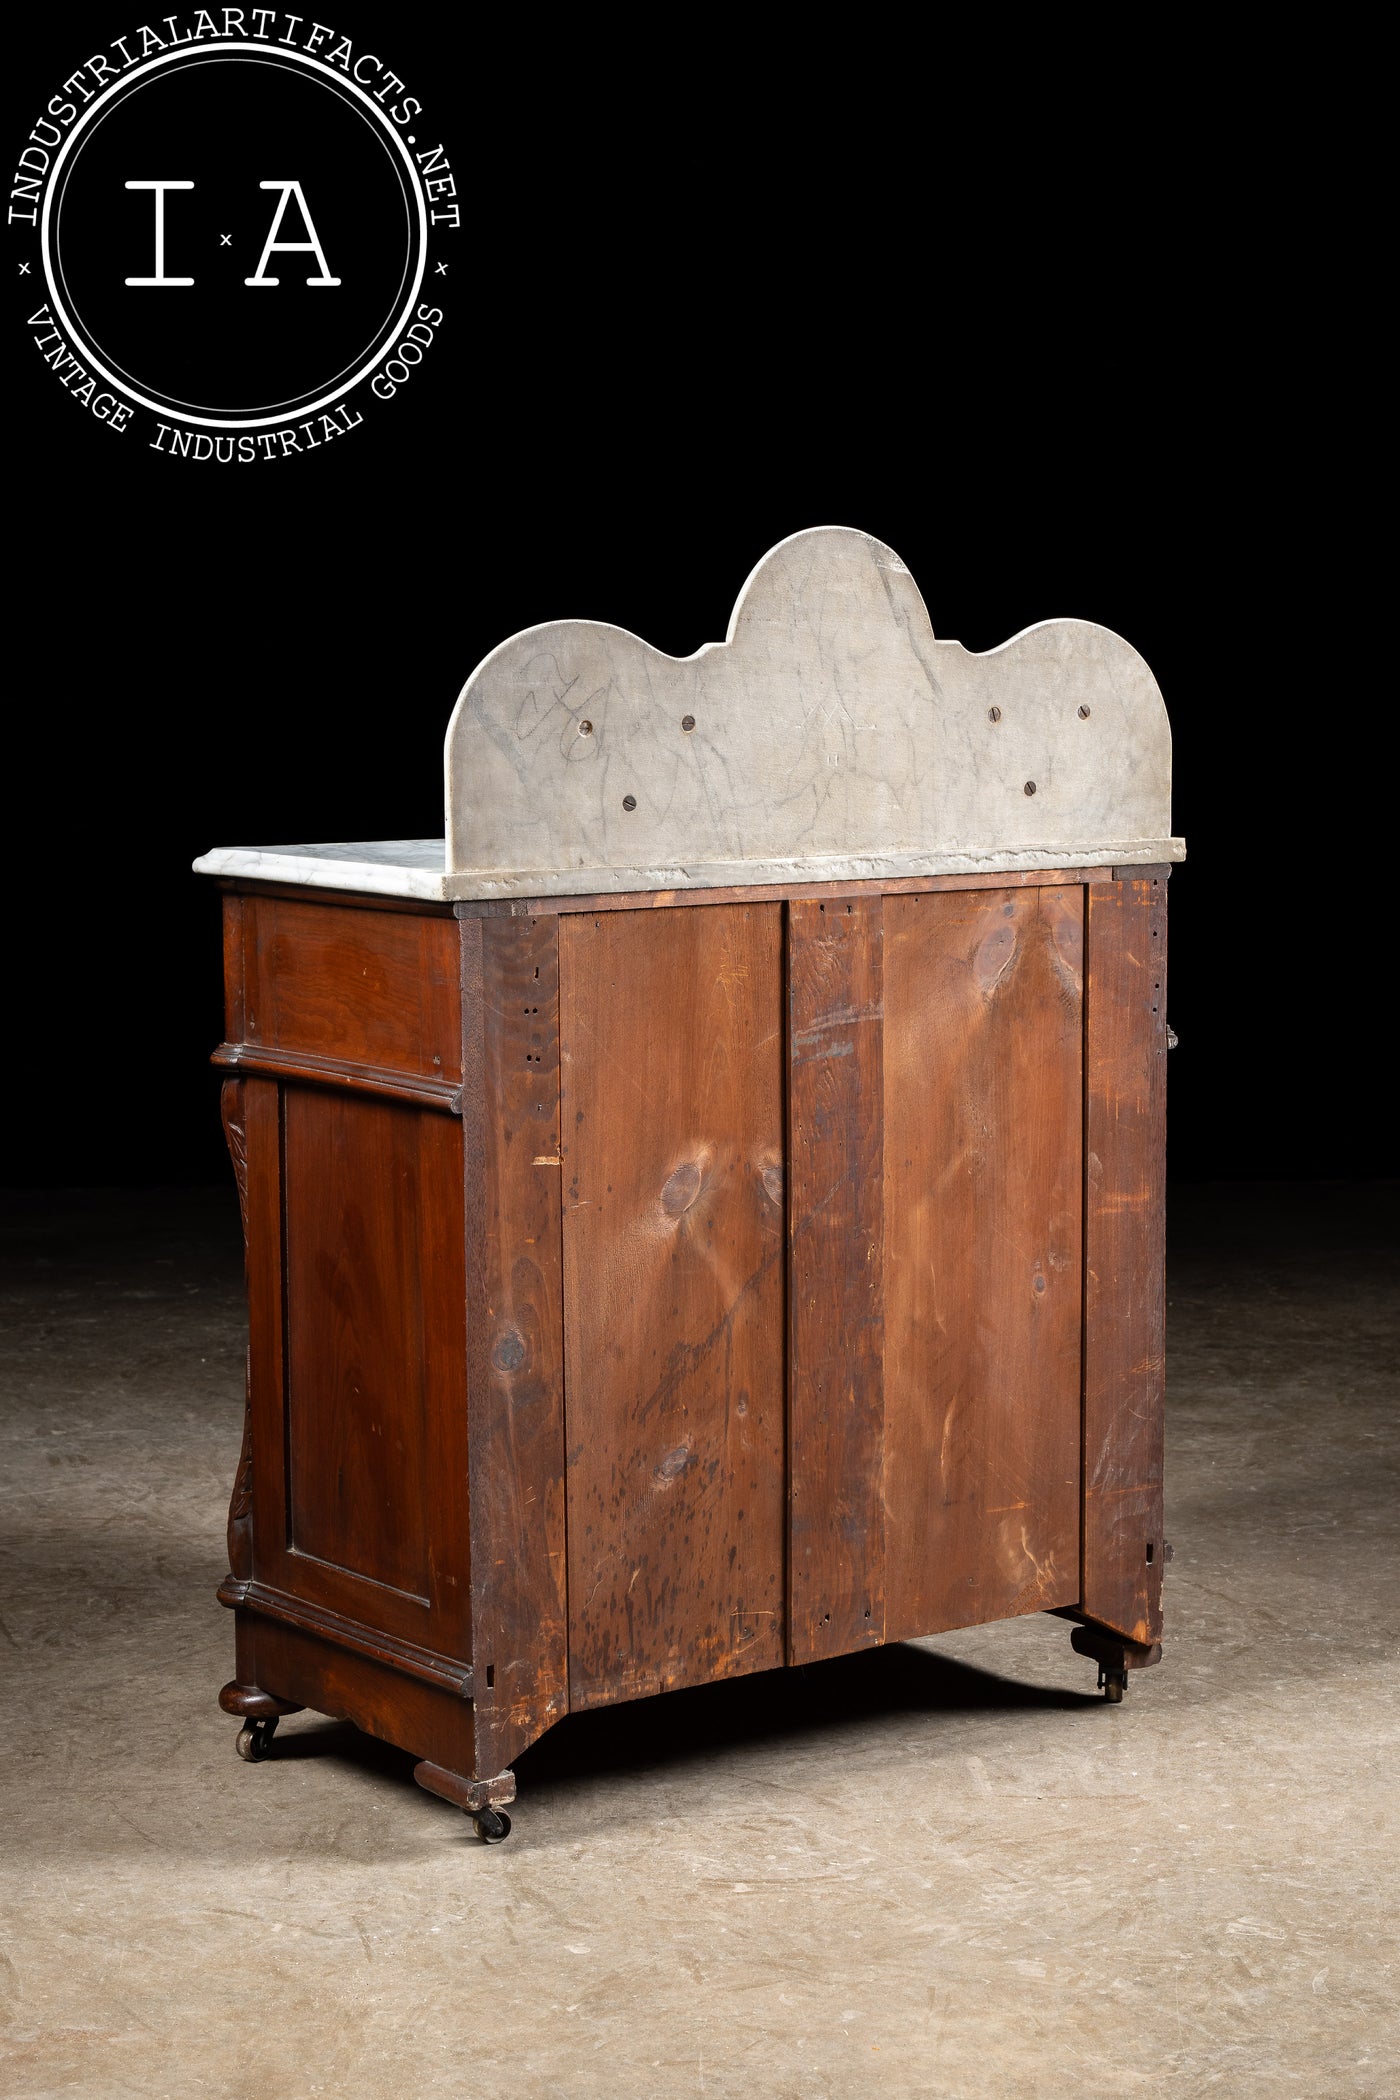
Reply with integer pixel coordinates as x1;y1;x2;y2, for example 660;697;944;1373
560;905;786;1710
219;1076;253;1585
787;895;885;1663
463;915;570;1773
1083;875;1169;1645
222;894;246;1043
882;887;1082;1640
242;1074;287;1580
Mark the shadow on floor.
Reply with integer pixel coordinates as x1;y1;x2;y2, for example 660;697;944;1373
269;1638;1098;1799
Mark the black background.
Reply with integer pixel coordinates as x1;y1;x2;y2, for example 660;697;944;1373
3;12;1384;1189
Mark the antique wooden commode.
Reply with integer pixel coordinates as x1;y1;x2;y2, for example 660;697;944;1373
196;527;1181;1842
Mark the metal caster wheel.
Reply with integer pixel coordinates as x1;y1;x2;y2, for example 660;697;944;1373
471;1807;512;1844
236;1715;280;1762
1100;1668;1127;1704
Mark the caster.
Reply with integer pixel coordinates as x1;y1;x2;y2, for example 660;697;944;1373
470;1807;512;1844
1099;1667;1127;1704
236;1715;279;1762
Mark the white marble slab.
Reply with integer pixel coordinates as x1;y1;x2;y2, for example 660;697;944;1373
197;529;1183;901
192;835;1181;903
192;840;456;902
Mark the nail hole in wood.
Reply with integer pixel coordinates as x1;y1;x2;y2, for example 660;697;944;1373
485;1664;495;1687
1145;1542;1154;1564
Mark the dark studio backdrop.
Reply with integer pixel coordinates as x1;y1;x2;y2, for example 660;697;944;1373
3;9;1384;1192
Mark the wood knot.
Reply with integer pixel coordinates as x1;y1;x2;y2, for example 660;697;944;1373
654;1442;691;1483
491;1328;527;1374
661;1161;703;1216
974;921;1018;993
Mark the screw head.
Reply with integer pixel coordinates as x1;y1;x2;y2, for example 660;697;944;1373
1078;704;1091;719
578;719;593;735
1024;780;1037;796
622;794;637;811
681;714;696;732
988;706;1002;723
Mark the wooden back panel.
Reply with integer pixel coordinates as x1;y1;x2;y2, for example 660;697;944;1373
881;886;1083;1640
220;867;1167;1756
559;905;786;1709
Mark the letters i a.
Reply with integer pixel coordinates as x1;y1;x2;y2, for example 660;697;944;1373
123;181;340;287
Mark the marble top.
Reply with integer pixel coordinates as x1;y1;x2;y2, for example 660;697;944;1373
192;834;1181;903
197;528;1184;901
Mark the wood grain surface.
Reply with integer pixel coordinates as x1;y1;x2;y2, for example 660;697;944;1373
261;1083;471;1656
560;906;786;1709
882;886;1083;1640
462;915;570;1774
787;896;886;1663
467;867;1117;918
240;895;460;1083
1083;876;1169;1644
219;1077;254;1584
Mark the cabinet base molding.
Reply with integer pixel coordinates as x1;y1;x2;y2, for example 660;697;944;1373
218;1576;473;1698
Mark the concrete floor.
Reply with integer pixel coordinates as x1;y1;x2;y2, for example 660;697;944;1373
0;1183;1396;2100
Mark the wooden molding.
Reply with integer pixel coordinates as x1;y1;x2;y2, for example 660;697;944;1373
218;1577;474;1698
456;866;1119;918
213;1042;461;1113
